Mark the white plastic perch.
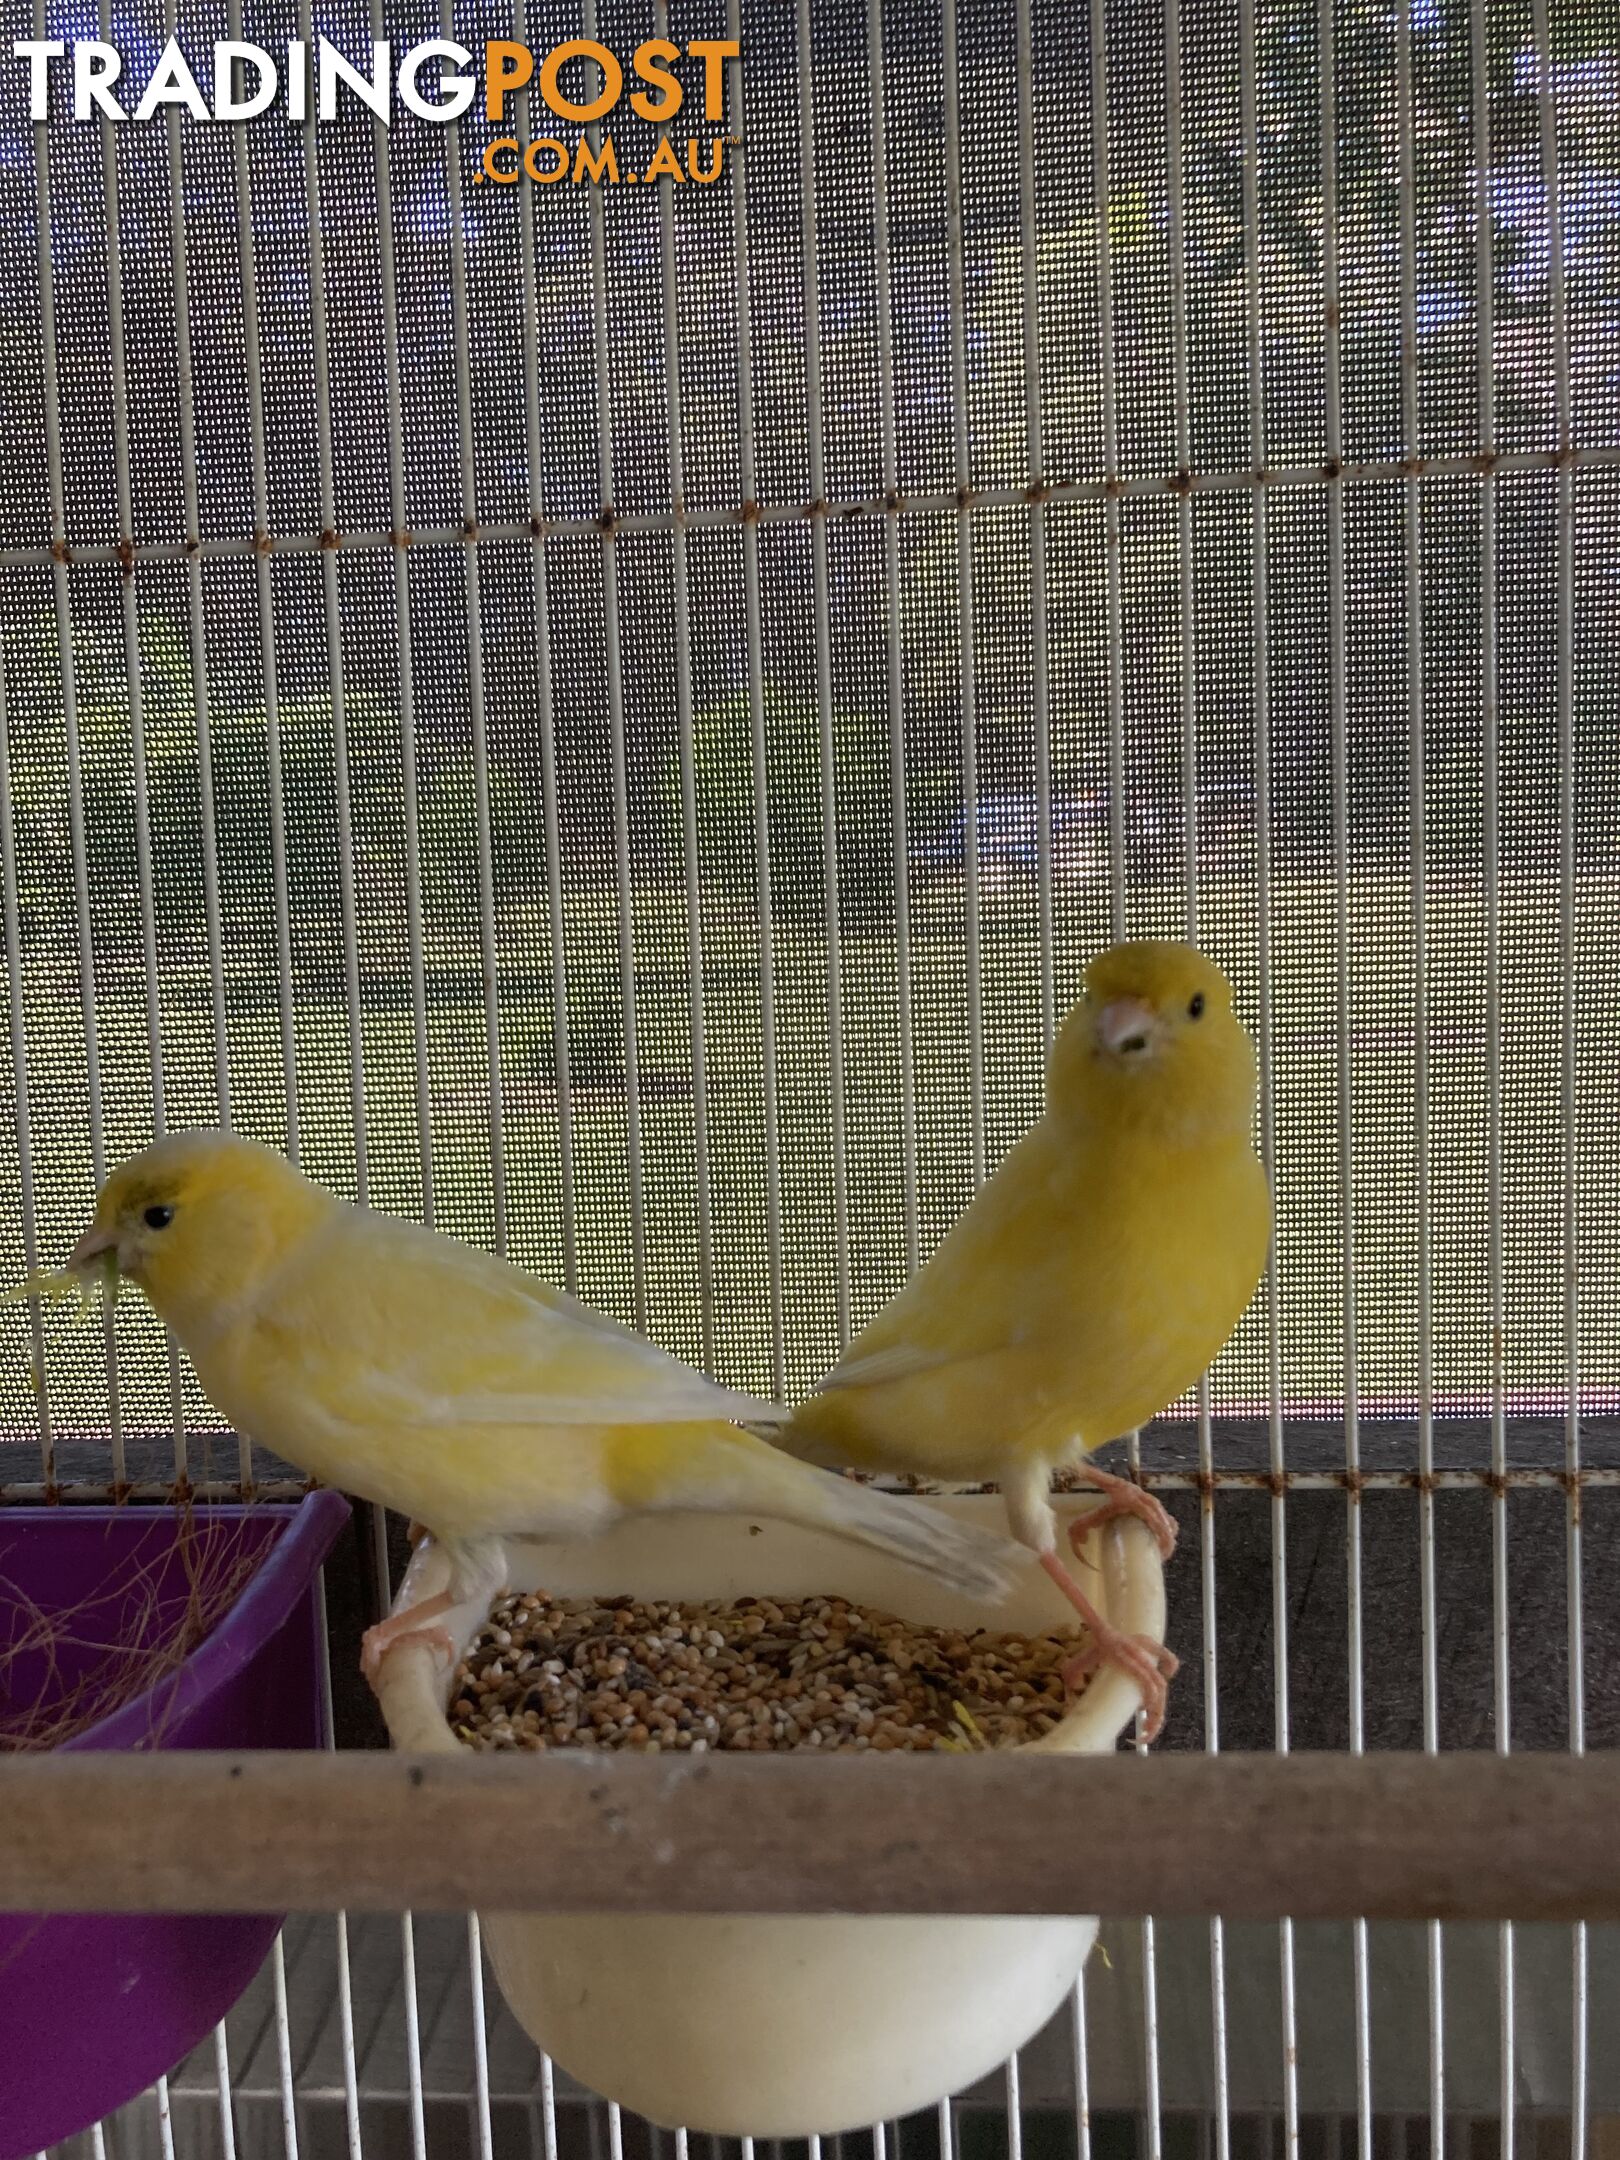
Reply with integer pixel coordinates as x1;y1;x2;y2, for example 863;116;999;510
371;1494;1165;2137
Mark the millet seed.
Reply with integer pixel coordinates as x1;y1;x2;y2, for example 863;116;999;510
448;1592;1076;1754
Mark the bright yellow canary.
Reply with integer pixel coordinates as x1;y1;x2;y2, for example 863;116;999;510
62;1132;1023;1672
783;940;1271;1739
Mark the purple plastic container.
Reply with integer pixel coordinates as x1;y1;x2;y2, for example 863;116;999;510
0;1489;350;2157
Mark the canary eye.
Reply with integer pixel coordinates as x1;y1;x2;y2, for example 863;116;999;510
143;1205;174;1231
1187;994;1205;1020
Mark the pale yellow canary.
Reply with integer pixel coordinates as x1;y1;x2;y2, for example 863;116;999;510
62;1132;1024;1672
782;940;1272;1739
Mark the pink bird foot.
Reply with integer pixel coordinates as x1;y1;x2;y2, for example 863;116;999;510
1060;1628;1179;1744
360;1587;456;1684
1038;1548;1179;1743
1067;1465;1178;1564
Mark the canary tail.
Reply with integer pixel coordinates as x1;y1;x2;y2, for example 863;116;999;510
805;1471;1024;1603
718;1436;1023;1604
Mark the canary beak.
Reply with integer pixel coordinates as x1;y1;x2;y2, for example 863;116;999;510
1095;997;1159;1059
68;1223;118;1272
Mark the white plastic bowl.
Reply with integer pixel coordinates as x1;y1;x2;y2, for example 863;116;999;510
373;1496;1163;2137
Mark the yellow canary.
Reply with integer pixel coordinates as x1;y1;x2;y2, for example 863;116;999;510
783;940;1271;1739
62;1132;1023;1673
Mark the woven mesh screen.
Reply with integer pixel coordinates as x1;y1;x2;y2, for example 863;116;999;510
0;0;1615;1484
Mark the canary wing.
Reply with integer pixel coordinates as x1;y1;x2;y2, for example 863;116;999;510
807;1109;1270;1469
256;1206;781;1431
820;1339;954;1391
818;1124;1066;1394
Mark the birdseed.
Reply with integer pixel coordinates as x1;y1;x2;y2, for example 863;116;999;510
448;1592;1077;1753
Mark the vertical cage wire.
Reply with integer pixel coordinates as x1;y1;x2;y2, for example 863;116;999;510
1317;0;1355;1476
269;1932;301;2160
939;0;986;1193
400;1888;430;2160
1395;5;1448;2144
132;0;195;1482
1471;0;1502;1498
98;0;175;1277
794;0;853;1340
218;0;286;1490
224;0;299;1170
1163;0;1199;939
1136;1901;1164;2160
865;0;920;1279
1494;287;1520;2142
153;2072;176;2160
1471;0;1508;2144
1071;1968;1092;2160
1126;1429;1164;2154
1196;1371;1231;2160
1234;0;1302;2138
210;2025;239;2160
1529;2;1591;2151
1314;0;1372;2151
438;0;506;1254
654;0;717;1377
1015;0;1055;1051
368;1466;430;2155
368;0;436;1226
324;1866;366;2160
467;1911;495;2160
1089;0;1128;941
1105;0;1166;2108
295;0;368;1213
512;0;576;1295
156;0;231;1144
315;1567;365;2157
321;5;413;2147
1163;0;1232;2143
581;0;647;1333
306;3;430;2137
0;632;51;1477
29;0;122;1484
539;2048;559;2160
726;6;787;1401
1092;5;1160;2151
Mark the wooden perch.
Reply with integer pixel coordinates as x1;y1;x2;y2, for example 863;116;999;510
0;1750;1614;1920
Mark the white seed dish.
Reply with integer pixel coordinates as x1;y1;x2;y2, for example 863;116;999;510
372;1493;1166;2137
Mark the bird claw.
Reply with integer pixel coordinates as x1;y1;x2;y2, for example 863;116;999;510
360;1588;457;1684
1062;1628;1179;1744
361;1621;456;1684
1067;1472;1178;1564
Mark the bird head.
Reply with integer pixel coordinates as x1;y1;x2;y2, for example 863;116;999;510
66;1130;333;1339
1048;941;1257;1141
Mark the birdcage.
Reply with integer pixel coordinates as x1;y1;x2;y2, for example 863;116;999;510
0;0;1614;2153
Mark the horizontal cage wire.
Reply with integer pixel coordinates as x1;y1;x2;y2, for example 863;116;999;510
0;0;1614;2154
